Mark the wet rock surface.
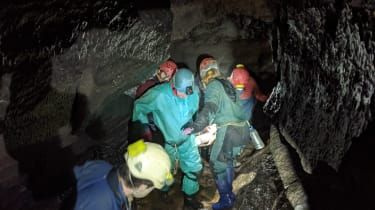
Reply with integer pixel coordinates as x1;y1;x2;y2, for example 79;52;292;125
234;147;289;210
170;0;274;77
1;0;172;150
264;0;375;172
0;0;172;208
1;0;172;163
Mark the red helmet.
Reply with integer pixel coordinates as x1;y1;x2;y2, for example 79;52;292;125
229;64;252;99
157;60;177;82
230;64;250;89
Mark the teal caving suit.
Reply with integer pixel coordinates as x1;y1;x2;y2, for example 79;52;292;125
132;82;201;195
189;78;250;209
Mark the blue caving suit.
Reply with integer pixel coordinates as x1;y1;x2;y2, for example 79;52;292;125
74;160;129;210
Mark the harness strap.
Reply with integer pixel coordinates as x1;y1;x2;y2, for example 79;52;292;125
217;121;248;129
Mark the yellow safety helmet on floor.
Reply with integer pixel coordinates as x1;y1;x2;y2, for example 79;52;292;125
125;140;174;189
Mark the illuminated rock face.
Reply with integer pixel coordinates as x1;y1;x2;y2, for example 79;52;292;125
170;0;274;76
0;1;173;205
264;1;375;172
1;1;172;156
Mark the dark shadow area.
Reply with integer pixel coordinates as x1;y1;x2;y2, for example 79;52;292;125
127;119;165;146
134;0;171;10
176;62;190;70
84;92;133;166
2;87;134;209
288;121;375;210
3;59;75;199
1;51;132;210
336;120;375;210
11;137;77;198
248;67;277;142
70;92;90;134
0;60;80;210
127;120;146;143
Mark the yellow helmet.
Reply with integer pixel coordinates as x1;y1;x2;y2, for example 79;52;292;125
125;140;173;189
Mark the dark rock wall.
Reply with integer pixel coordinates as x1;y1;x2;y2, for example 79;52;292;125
264;0;375;172
170;0;274;77
299;121;375;210
1;0;172;153
0;0;172;201
1;0;131;151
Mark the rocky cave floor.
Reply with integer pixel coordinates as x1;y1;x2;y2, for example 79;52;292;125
135;144;293;210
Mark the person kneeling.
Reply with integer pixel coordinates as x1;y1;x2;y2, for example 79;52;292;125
74;140;174;210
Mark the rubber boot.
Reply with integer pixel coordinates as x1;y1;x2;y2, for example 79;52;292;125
212;178;235;210
184;193;203;210
226;166;236;202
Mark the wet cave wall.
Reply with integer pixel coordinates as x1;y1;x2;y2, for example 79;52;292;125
1;0;172;157
263;0;375;209
264;0;375;172
0;0;173;207
0;0;374;209
170;0;274;74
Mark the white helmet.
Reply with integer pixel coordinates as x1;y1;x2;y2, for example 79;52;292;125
125;140;174;189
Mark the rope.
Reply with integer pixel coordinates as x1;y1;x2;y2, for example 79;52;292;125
173;144;179;175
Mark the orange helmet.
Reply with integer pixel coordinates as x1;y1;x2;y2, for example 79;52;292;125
157;60;177;82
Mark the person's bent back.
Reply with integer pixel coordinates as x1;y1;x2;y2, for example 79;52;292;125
74;140;173;210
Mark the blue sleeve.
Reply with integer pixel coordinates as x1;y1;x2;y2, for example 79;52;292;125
75;182;121;210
